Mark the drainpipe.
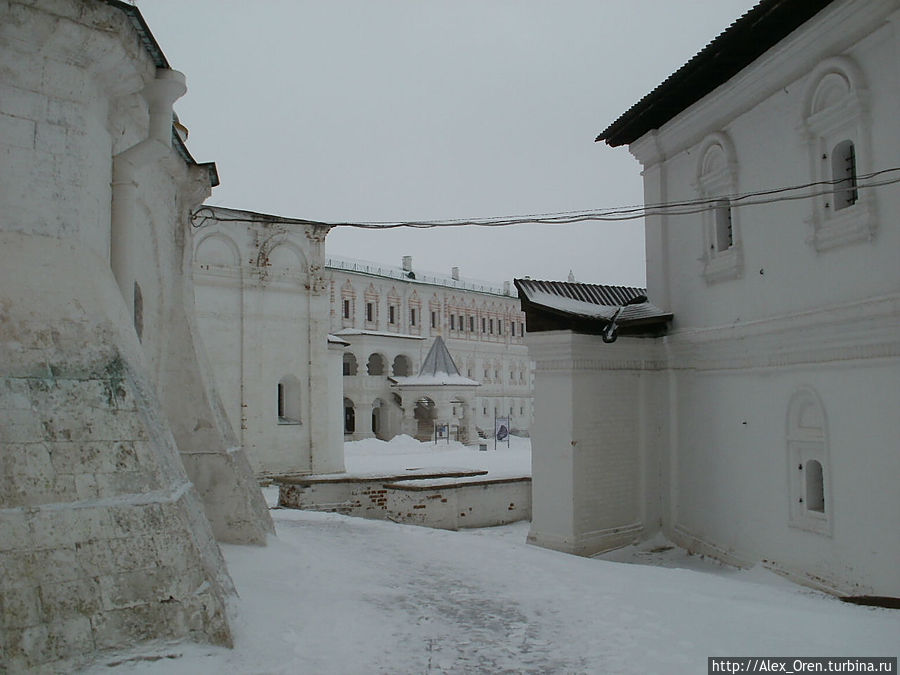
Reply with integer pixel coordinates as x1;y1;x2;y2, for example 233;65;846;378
110;68;187;306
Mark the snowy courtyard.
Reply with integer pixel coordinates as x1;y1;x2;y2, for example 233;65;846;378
82;437;899;674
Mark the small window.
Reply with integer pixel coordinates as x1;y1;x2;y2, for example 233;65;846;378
489;318;494;334
714;200;733;252
431;311;437;328
831;140;858;211
481;317;486;334
469;316;475;332
410;308;416;326
519;406;524;416
805;460;825;513
389;305;396;325
344;398;355;433
343;299;351;319
510;322;516;337
498;321;502;336
366;302;374;322
450;315;456;330
133;282;143;341
277;376;301;424
459;315;465;332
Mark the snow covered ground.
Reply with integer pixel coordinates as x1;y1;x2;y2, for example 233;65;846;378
86;437;899;674
339;434;532;480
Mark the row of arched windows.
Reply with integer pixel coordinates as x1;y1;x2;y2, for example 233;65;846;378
342;352;412;377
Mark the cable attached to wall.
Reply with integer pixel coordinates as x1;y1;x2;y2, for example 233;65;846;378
190;166;900;231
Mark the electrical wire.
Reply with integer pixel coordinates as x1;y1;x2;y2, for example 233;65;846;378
191;166;900;230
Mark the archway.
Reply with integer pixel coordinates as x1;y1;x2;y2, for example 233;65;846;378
392;354;411;377
367;353;385;376
413;397;437;441
343;397;355;434
342;352;358;376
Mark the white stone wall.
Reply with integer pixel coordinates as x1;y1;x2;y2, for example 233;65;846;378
192;206;344;477
0;1;272;668
629;0;900;596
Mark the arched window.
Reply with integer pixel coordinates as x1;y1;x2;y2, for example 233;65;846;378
801;56;873;250
696;132;742;282
787;387;830;535
367;353;385;376
342;352;358;376
392;354;411;377
277;375;302;424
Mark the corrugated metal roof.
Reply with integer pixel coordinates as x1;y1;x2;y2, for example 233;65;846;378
514;278;672;328
516;279;646;307
597;0;835;147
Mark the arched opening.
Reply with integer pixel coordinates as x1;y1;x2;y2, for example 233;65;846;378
413;397;437;441
372;398;386;439
342;352;358;376
367;353;385;376
392;354;411;377
805;460;825;513
277;375;301;424
343;397;355;434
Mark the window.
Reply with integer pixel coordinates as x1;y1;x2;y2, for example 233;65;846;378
489;318;494;334
831;140;857;211
392;354;411;377
498;321;502;336
459;315;465;332
469;316;475;332
787;387;831;536
450;315;455;330
519;322;524;336
343;299;351;319
389;305;396;325
133;282;143;341
367;353;385;376
410;308;416;326
431;311;437;328
511;322;516;337
481;317;486;334
697;133;742;283
366;302;374;323
801;56;874;250
277;375;301;424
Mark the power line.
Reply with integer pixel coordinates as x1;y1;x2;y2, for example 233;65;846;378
191;166;900;230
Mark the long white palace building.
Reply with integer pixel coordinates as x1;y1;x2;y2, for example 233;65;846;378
328;255;533;442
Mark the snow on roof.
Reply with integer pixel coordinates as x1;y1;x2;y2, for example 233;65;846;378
391;336;480;387
327;334;350;346
515;279;671;324
334;328;426;340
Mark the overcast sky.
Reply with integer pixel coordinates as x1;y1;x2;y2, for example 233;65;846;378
138;0;752;288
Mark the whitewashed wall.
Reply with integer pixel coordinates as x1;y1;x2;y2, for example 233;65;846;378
630;0;900;596
192;207;344;477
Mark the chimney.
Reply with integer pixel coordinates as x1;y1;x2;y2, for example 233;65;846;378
451;266;459;281
402;255;412;272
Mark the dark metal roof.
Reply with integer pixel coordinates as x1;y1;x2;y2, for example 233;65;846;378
516;279;647;307
514;278;672;336
597;0;835;148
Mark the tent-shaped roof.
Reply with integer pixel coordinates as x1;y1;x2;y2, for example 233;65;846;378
390;336;479;387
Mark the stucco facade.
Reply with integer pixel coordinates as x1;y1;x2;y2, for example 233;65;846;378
528;0;900;599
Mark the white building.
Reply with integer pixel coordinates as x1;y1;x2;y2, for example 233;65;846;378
192;206;346;477
0;1;271;669
525;0;900;600
328;256;533;442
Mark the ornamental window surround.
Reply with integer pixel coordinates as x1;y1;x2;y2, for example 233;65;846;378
696;132;742;283
800;56;874;252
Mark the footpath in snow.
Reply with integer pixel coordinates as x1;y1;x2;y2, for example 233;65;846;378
85;437;899;674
